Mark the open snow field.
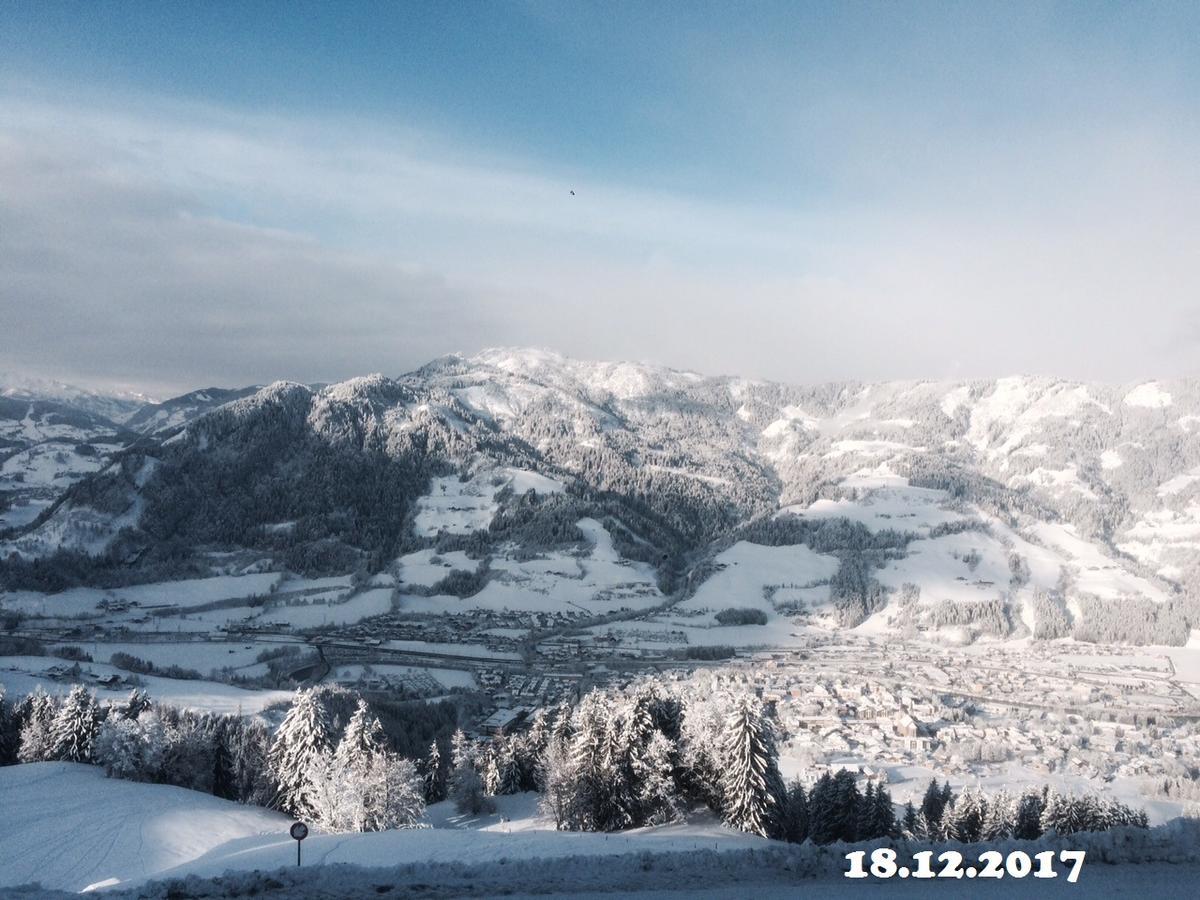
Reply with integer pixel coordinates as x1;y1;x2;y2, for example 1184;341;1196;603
0;656;293;715
411;468;564;538
5;765;1195;899
0;763;289;894
398;518;664;619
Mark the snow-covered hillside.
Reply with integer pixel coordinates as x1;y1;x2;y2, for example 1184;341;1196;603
0;762;288;893
3;351;1199;649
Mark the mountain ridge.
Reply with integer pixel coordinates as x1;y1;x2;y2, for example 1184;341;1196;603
2;351;1198;647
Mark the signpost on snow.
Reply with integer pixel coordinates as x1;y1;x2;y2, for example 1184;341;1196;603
290;821;309;866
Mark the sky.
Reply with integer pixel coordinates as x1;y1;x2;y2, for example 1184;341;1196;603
2;1;1199;397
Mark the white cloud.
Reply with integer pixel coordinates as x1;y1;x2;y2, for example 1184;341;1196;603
2;87;1199;395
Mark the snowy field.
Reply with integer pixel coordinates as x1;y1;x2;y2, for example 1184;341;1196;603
398;518;664;618
4;765;1195;898
0;657;293;715
411;467;564;538
677;541;840;624
0;763;288;894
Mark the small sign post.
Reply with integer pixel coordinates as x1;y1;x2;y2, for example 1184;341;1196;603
290;821;308;867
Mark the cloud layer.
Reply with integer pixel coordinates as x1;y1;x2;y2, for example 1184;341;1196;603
2;86;1198;395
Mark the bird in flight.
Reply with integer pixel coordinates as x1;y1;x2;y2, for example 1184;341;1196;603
570;190;576;196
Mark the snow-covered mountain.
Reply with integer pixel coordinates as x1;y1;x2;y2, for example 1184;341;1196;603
0;373;151;425
122;386;262;435
3;350;1198;646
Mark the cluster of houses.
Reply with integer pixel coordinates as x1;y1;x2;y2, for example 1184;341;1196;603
688;640;1200;791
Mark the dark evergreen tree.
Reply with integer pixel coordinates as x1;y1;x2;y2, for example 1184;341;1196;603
901;801;919;837
780;778;809;844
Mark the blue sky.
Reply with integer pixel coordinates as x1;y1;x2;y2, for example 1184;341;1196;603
2;1;1199;394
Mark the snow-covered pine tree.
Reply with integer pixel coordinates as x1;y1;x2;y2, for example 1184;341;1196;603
920;778;944;826
914;809;935;841
268;688;333;816
718;694;784;838
856;782;878;840
872;785;898;839
538;737;577;829
597;703;634;830
335;698;386;770
981;790;1015;840
230;716;272;805
1075;793;1106;832
0;686;19;766
1039;789;1066;835
119;689;151;721
18;687;58;763
480;741;501;795
370;753;426;830
945;788;985;843
48;684;101;763
806;772;838;844
678;693;727;810
1011;788;1044;839
830;769;861;843
495;737;523;796
637;731;682;825
421;740;446;803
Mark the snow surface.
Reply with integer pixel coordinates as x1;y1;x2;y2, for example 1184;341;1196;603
1124;382;1173;408
0;656;292;715
0;763;288;893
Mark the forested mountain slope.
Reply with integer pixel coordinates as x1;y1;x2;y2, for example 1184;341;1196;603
3;350;1198;645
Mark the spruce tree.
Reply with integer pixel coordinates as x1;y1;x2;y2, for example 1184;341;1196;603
873;785;898;839
335;698;386;770
422;740;446;803
781;779;810;844
921;778;944;825
18;688;57;763
1014;788;1045;840
48;685;101;763
830;769;862;843
807;772;838;844
719;695;784;838
268;688;333;816
901;801;919;837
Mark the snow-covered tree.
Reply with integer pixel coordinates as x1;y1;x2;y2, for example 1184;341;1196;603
94;713;164;781
48;685;101;763
637;731;682;825
335;698;386;769
448;728;494;815
17;688;57;763
981;790;1015;840
0;686;19;765
1040;789;1067;835
945;788;986;842
268;688;333;816
370;753;425;830
1014;787;1045;839
539;737;576;829
678;692;726;809
229;716;272;805
118;689;151;721
718;694;783;837
421;740;447;803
